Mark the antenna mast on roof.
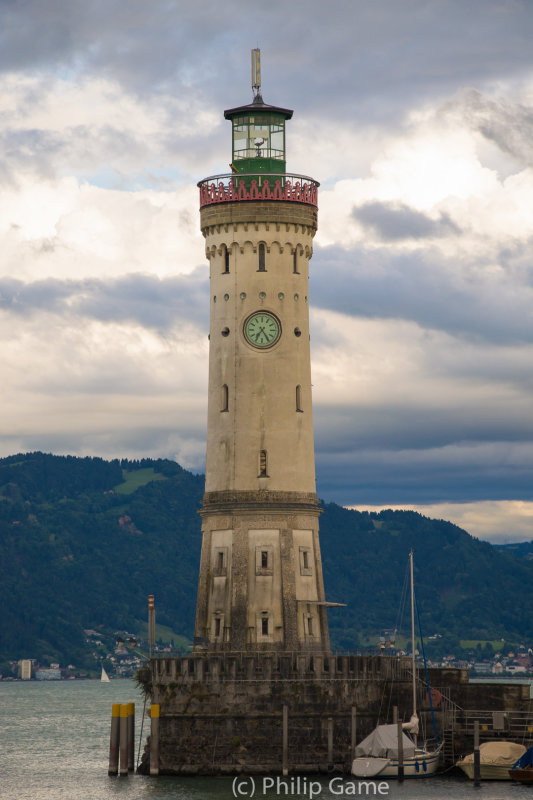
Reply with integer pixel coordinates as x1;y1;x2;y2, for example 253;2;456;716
251;48;262;101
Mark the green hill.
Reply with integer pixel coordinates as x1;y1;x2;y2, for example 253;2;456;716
1;452;531;670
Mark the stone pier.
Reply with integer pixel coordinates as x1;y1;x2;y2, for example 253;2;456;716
138;651;421;774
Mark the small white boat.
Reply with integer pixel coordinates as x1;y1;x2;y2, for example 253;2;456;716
352;723;441;778
457;741;526;780
101;666;111;683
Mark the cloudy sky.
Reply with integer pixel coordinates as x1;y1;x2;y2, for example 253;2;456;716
1;0;533;543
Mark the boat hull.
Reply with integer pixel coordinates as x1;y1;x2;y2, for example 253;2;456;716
510;767;533;783
352;749;440;778
457;763;515;781
456;741;527;780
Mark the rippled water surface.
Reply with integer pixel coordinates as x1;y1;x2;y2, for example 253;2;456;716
2;679;532;800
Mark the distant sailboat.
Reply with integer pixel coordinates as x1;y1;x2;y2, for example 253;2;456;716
101;666;110;683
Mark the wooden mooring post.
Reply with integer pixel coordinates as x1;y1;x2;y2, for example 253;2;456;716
351;706;357;758
119;704;129;776
282;704;288;776
150;703;160;776
127;702;135;771
108;703;120;775
327;717;334;772
473;720;480;786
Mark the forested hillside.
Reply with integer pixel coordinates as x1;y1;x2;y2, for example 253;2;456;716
1;452;531;670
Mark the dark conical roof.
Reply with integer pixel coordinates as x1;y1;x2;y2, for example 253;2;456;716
224;94;293;120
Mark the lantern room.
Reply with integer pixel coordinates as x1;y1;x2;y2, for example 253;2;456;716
224;99;293;175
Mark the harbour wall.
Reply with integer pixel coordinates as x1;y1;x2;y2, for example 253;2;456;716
137;652;533;775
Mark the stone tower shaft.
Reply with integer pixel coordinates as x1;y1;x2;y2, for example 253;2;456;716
194;93;329;653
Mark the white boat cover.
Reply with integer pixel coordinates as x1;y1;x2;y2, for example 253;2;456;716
458;741;526;767
402;713;419;734
355;724;416;760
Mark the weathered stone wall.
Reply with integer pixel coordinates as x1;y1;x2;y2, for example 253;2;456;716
138;655;533;775
141;652;419;775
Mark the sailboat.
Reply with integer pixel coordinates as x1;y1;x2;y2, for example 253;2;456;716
352;551;442;778
101;666;111;683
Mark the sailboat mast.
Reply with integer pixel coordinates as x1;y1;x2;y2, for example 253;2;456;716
410;550;417;728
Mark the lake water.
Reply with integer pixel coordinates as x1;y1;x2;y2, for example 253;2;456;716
1;679;530;800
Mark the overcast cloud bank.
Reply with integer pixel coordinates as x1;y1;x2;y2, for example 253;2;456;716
1;0;533;542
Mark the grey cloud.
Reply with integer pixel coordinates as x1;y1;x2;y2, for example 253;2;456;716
314;402;533;458
352;201;460;241
315;439;533;506
0;271;209;331
310;243;533;346
2;0;532;126
0;124;166;185
448;88;533;167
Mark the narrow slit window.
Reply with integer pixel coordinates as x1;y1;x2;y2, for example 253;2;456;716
307;617;314;635
261;617;269;636
223;245;230;273
296;384;303;412
261;550;269;569
302;550;309;570
258;243;266;271
259;449;268;477
293;250;299;274
215;617;221;637
221;384;229;412
217;551;224;570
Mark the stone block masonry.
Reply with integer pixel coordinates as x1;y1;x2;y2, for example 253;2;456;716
138;651;418;775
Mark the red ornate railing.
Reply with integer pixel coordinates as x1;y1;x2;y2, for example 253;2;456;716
198;173;319;209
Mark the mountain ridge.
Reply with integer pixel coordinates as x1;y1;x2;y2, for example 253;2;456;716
1;451;530;669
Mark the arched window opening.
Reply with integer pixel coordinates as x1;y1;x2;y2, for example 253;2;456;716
259;449;268;477
221;384;229;412
296;385;303;412
258;243;266;271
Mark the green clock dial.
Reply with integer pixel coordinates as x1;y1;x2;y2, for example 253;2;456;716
243;311;281;349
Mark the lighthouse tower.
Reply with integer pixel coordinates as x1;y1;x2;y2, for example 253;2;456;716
195;51;329;652
141;55;417;778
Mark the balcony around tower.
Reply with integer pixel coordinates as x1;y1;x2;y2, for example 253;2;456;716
198;172;319;209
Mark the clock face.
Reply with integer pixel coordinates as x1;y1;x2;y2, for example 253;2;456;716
243;311;281;349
